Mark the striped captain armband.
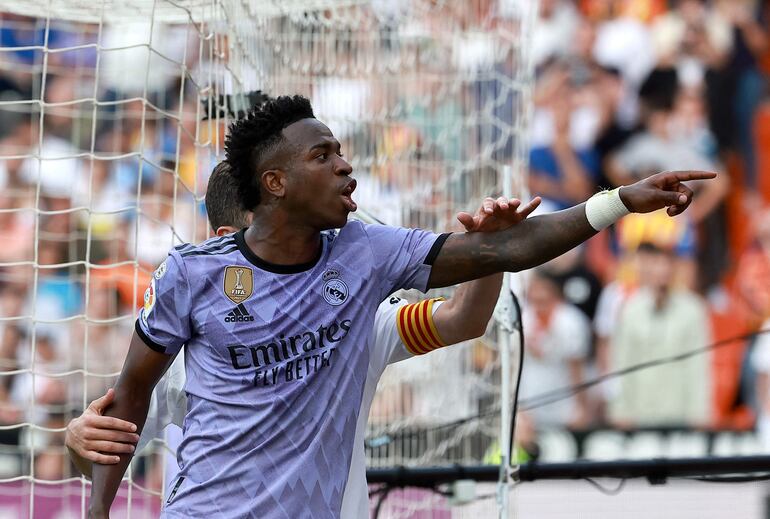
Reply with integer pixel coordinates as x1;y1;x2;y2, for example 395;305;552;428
396;298;447;355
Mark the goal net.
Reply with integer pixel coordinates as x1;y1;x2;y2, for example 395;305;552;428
0;0;536;517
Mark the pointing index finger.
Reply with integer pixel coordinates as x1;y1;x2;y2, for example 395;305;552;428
662;170;717;182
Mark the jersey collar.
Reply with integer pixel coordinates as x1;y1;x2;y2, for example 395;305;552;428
234;228;325;274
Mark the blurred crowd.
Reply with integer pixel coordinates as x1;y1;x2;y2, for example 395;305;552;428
0;0;768;482
368;0;770;464
510;0;770;460
0;13;215;481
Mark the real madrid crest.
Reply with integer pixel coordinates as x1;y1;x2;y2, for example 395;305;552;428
322;269;348;306
223;266;254;304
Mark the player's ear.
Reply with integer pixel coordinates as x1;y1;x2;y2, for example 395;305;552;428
261;169;286;199
216;226;237;236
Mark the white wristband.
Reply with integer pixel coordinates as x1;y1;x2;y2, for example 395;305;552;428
584;188;630;231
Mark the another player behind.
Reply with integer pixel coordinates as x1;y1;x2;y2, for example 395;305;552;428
66;161;247;475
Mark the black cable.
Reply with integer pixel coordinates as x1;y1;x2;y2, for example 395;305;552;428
682;474;770;483
473;492;500;500
584;477;626;495
366;408;499;445
368;484;388;497
429;486;453;497
519;328;770;412
508;291;524;469
364;327;770;444
372;486;392;519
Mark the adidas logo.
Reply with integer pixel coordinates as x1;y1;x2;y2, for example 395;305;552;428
225;303;255;323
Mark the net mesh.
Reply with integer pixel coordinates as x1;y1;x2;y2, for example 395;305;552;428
0;0;535;516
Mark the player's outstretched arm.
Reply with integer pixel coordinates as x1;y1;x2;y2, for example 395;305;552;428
427;170;716;288
433;197;541;343
66;388;139;479
89;333;174;518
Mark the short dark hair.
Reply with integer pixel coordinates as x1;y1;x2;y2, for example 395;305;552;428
205;161;251;231
224;95;315;210
636;241;674;257
531;267;564;297
639;67;678;114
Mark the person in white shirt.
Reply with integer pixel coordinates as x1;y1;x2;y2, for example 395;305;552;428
608;242;710;427
520;268;591;428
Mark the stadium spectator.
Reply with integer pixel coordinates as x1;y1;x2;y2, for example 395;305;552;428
531;0;581;68
733;208;770;413
650;0;732;86
606;69;724;206
529;62;601;209
735;208;770;329
129;169;200;267
608;242;711;427
590;0;656;125
592;65;638;188
0;285;24;429
593;246;641;420
520;268;592;429
0;194;33;265
751;319;770;451
608;67;729;288
720;0;770;190
545;246;603;321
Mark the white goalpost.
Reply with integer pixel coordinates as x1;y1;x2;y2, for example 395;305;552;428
0;1;536;517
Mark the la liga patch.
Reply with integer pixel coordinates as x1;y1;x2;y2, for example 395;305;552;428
142;278;156;325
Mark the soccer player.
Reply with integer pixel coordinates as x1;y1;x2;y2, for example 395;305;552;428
89;96;714;518
72;161;535;516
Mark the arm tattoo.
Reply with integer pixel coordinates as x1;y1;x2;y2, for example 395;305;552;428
427;204;597;288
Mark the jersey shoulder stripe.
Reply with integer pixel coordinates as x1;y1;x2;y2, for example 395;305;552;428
179;243;237;258
200;235;237;251
174;234;234;251
396;298;446;355
176;235;236;256
180;236;237;257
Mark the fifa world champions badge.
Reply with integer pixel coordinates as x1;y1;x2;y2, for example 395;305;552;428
223;266;254;304
322;269;348;306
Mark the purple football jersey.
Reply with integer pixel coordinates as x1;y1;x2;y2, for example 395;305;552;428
136;221;447;518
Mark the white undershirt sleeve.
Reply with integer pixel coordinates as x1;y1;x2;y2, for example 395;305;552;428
135;352;188;454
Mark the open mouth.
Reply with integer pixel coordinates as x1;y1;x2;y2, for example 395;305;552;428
341;179;357;212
